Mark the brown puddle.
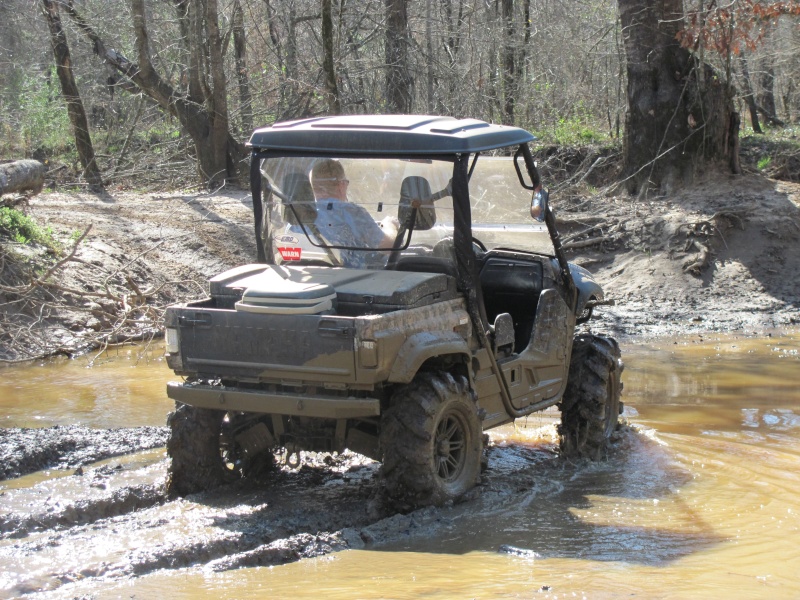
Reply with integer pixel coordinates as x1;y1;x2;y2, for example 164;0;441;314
1;331;800;599
0;344;173;428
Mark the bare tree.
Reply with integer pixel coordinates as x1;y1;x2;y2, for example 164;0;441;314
739;55;763;133
40;0;102;188
64;0;243;187
385;0;412;113
321;0;341;114
759;54;779;120
233;0;254;133
501;0;516;124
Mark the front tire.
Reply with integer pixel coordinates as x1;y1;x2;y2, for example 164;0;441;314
166;403;241;496
380;372;483;508
558;335;623;461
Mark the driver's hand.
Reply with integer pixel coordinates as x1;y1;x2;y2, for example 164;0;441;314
379;215;400;235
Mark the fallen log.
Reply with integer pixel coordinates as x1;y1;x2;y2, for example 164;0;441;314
562;235;613;250
0;160;47;197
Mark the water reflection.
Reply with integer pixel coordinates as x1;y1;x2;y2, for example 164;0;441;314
624;332;800;446
256;330;800;598
372;427;719;568
0;344;174;428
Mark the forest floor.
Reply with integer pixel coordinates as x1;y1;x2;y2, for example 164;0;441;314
1;156;799;597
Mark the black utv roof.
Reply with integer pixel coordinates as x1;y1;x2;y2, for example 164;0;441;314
247;115;534;156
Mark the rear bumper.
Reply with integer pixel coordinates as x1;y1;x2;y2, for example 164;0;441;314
166;381;380;419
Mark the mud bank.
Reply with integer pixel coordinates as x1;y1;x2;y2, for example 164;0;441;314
1;173;797;361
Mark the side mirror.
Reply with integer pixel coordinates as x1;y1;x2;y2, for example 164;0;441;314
398;176;436;231
530;188;549;222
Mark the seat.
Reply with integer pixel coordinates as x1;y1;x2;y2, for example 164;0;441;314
491;312;515;355
281;172;316;225
394;255;457;277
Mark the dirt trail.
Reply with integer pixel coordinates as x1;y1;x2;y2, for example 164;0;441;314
0;173;798;597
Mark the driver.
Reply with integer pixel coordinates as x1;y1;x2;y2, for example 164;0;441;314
310;159;398;268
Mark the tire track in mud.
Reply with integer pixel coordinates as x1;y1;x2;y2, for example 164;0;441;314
0;482;165;540
1;427;651;598
0;450;385;596
0;436;552;597
0;426;168;481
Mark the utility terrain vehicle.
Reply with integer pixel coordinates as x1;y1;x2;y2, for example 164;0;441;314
164;115;622;506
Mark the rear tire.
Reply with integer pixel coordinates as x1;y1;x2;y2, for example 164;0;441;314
380;372;483;508
558;335;623;461
166;403;241;496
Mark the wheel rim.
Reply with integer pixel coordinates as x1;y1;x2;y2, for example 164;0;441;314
434;410;468;482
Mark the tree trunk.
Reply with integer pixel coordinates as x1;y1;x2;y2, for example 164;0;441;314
486;2;501;122
618;0;739;195
739;56;763;134
385;0;412;113
40;0;102;188
203;0;232;185
501;0;515;125
755;55;785;127
262;0;285;92
321;0;341;115
759;58;778;122
425;0;434;112
232;0;253;133
441;0;465;115
0;160;46;197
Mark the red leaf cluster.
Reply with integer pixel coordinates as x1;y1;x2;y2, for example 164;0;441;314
677;1;800;55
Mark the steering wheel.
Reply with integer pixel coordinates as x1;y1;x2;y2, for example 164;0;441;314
433;236;487;257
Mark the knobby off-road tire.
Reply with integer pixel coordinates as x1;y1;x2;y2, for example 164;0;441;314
166;403;241;497
380;372;483;508
558;335;623;461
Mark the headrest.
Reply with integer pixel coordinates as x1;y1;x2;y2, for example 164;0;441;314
281;172;316;224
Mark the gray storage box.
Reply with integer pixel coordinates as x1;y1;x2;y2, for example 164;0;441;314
312;269;458;314
236;277;336;315
220;265;457;316
209;264;269;308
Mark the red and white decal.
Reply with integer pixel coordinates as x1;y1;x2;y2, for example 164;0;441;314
278;246;302;261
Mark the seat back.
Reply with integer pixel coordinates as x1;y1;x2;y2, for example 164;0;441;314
281;172;317;225
394;255;457;278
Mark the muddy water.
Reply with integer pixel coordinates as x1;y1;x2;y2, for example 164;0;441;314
2;332;800;599
0;346;173;428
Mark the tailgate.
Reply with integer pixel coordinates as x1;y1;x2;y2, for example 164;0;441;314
175;307;356;383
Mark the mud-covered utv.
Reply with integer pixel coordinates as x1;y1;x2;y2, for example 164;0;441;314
164;115;622;506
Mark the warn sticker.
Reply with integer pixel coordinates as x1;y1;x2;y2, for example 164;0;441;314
278;247;302;261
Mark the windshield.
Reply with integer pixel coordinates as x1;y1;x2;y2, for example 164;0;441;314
468;156;551;254
260;155;551;270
